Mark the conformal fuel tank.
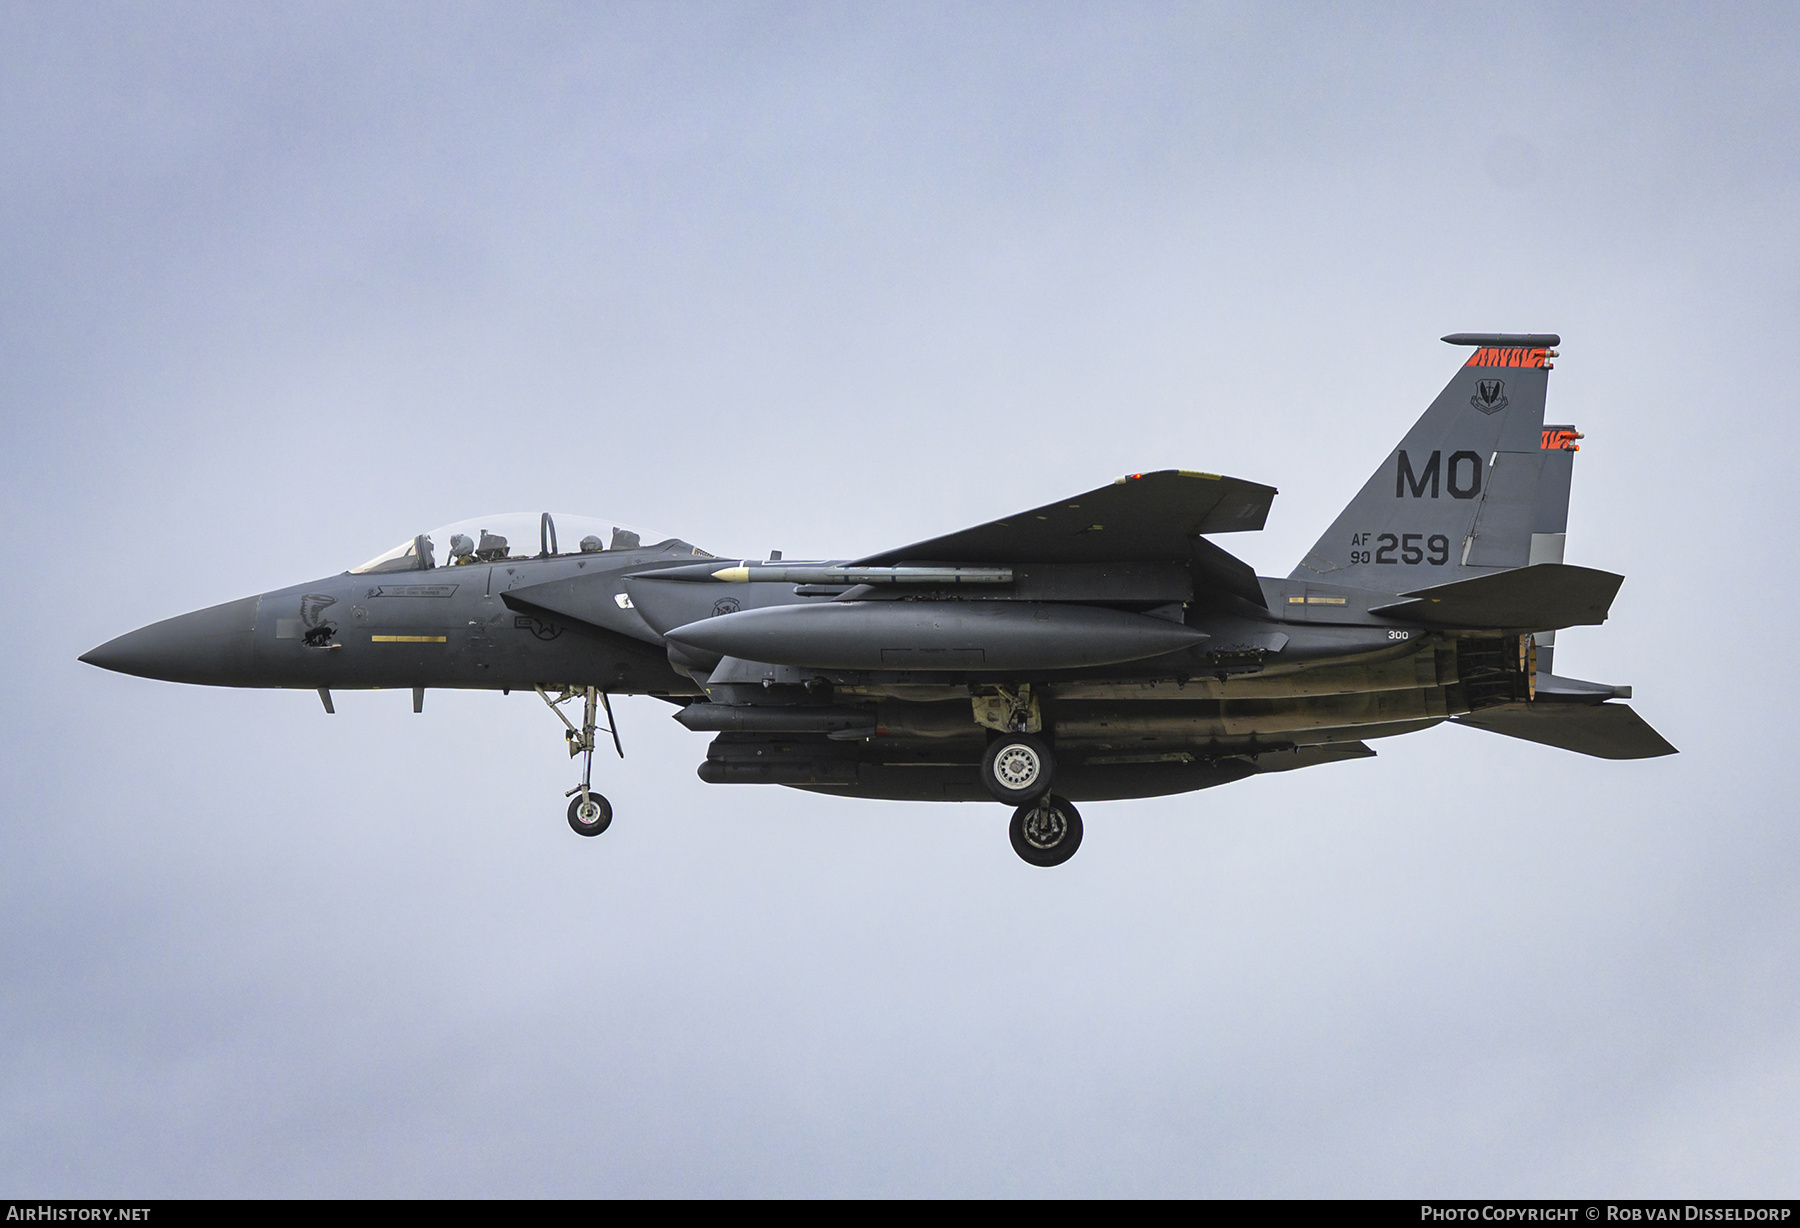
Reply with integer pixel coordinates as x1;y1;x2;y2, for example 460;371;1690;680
664;600;1207;672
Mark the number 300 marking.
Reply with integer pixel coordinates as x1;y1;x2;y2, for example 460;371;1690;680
1388;630;1410;640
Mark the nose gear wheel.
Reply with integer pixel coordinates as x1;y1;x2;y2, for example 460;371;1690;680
568;792;613;836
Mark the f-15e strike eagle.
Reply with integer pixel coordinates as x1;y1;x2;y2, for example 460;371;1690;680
82;333;1674;866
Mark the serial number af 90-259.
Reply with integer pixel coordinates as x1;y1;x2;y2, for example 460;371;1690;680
1348;531;1450;566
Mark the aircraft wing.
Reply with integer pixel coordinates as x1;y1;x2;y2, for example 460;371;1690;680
855;469;1275;573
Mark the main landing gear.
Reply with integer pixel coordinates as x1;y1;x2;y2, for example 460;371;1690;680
979;686;1054;805
1010;795;1083;867
976;686;1079;864
538;686;622;837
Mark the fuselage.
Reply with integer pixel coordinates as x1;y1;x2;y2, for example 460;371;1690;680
81;536;1522;805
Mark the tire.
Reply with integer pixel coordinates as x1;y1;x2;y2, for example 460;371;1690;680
567;792;613;837
1009;795;1083;867
980;733;1055;804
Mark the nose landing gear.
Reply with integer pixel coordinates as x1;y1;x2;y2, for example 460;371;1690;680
538;686;622;837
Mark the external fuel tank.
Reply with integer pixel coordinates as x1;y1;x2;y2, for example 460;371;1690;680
664;599;1208;672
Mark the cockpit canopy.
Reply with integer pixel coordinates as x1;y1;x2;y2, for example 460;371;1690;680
351;512;695;574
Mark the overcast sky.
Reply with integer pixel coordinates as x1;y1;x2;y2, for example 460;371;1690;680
3;1;1797;1196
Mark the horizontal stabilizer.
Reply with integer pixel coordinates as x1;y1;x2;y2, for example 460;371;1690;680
855;470;1276;567
1535;672;1632;703
1368;563;1622;630
1454;702;1676;759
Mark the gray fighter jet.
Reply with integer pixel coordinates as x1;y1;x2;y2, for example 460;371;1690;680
81;333;1674;866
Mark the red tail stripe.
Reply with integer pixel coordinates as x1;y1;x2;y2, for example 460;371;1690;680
1466;346;1548;369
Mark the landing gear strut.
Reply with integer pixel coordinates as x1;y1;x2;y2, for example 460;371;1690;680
538;686;622;837
1010;794;1083;867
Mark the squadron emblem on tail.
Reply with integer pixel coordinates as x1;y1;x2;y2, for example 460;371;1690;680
1470;378;1509;413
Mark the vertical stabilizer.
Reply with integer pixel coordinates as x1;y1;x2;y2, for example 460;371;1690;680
1293;334;1576;595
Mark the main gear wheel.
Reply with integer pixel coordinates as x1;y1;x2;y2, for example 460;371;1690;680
1009;795;1083;867
980;733;1054;804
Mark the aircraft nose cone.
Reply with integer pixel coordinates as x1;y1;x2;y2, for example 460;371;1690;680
80;595;261;685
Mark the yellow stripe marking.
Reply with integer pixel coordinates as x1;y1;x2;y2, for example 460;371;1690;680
371;635;447;643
